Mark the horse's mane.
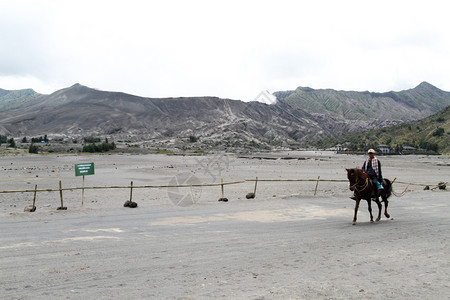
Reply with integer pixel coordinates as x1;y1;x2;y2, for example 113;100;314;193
347;168;368;179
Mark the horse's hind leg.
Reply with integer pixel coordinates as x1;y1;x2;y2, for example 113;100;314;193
352;199;360;225
367;199;374;223
383;196;390;219
374;199;382;221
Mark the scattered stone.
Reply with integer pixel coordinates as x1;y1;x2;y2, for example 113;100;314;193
246;193;255;199
124;200;137;208
24;205;36;212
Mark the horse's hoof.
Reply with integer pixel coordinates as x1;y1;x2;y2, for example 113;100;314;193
385;213;390;218
376;218;380;222
352;221;356;225
370;220;374;223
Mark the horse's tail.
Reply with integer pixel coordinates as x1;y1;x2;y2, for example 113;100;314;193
384;178;392;199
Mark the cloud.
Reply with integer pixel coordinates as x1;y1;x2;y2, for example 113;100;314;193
1;0;450;99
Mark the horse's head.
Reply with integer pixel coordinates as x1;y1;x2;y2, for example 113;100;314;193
346;168;356;190
346;168;366;191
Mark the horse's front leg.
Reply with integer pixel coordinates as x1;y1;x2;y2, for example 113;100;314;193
367;199;374;223
373;198;382;221
353;198;360;225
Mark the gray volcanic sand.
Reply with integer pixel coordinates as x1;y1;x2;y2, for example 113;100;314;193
0;152;449;299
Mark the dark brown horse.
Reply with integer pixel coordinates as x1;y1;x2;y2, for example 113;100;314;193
346;168;392;225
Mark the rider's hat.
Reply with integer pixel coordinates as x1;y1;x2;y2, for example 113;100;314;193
367;149;376;154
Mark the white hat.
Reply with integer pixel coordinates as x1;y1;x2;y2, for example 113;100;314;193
367;149;376;154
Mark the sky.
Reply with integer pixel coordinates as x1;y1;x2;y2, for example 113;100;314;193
0;0;449;101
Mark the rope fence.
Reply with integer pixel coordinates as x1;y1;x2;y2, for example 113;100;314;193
0;177;447;212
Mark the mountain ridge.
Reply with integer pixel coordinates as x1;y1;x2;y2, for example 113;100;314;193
0;82;449;151
274;81;450;121
0;88;43;112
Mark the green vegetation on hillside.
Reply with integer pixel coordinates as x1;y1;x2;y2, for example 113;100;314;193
315;106;450;154
84;136;102;143
82;138;116;153
31;135;48;143
0;88;42;112
28;143;39;154
0;135;16;148
275;82;450;122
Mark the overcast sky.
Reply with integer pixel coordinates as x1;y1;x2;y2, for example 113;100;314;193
1;0;449;101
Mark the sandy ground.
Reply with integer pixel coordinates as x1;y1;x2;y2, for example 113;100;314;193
0;151;449;299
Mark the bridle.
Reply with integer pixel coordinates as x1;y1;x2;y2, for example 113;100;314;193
349;174;369;193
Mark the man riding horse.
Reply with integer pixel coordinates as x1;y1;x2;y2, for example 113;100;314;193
351;148;383;201
347;149;392;224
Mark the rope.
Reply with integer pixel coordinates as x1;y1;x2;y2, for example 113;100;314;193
391;184;410;197
0;180;247;194
394;181;447;187
0;178;445;195
390;178;447;197
350;177;369;192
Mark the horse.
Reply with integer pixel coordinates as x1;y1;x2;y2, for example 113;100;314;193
346;168;392;225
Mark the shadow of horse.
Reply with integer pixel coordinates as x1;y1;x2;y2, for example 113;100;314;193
346;168;392;225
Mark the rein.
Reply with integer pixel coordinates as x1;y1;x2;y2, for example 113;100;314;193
350;177;369;193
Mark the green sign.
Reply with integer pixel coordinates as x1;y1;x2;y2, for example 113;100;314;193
75;162;95;176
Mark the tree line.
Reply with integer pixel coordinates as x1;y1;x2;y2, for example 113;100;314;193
0;135;16;147
0;135;116;154
82;138;116;153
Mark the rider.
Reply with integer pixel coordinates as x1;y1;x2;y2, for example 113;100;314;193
362;149;383;199
350;148;383;200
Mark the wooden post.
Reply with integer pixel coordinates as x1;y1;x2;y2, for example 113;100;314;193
246;177;258;199
32;184;37;212
314;176;320;196
253;177;258;195
81;175;85;207
218;178;228;202
59;180;63;206
129;181;134;202
57;180;67;210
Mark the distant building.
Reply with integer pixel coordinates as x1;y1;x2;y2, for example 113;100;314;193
402;145;416;154
377;144;390;154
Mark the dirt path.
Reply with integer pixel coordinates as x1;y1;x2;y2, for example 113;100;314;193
0;152;449;299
